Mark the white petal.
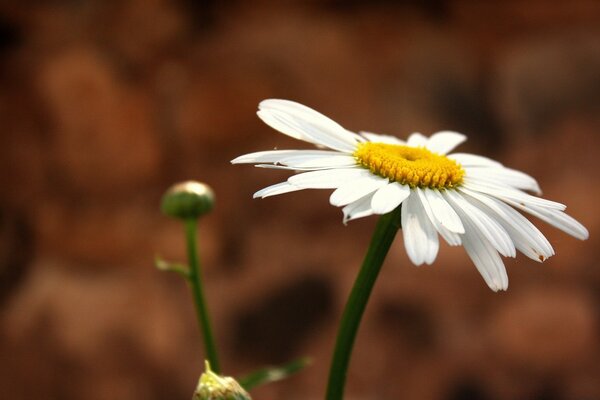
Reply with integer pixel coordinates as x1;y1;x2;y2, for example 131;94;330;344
288;168;370;189
425;131;467;154
506;201;589;240
278;154;357;169
260;100;359;141
462;179;565;210
444;190;516;258
459;188;554;260
401;192;439;265
360;131;405;145
447;153;503;168
466;167;541;195
258;99;360;152
461;217;509;292
407;132;428;147
255;110;317;144
255;163;352;171
253;182;303;198
232;150;339;164
330;175;389;207
370;182;410;214
421;188;464;233
342;194;375;224
416;188;462;246
257;109;355;153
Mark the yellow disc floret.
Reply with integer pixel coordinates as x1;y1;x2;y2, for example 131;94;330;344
353;142;464;189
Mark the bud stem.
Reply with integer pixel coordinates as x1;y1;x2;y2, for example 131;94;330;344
185;219;221;373
325;206;403;400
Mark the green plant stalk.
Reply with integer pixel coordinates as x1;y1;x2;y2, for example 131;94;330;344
185;219;221;373
325;206;403;400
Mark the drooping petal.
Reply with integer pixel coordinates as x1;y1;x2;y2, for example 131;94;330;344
330;175;389;207
288;168;370;189
505;201;589;240
421;188;464;233
461;216;509;292
425;131;467;154
342;194;375;224
416;188;462;246
370;182;410;214
462;179;565;210
402;192;439;265
466;167;542;195
459;188;554;261
443;190;516;258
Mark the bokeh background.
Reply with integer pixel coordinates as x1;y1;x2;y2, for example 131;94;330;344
1;1;599;399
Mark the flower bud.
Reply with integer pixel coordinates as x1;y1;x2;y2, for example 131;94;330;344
193;361;251;400
161;181;215;220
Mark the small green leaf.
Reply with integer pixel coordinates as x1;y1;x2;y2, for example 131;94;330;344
238;357;312;390
154;255;190;278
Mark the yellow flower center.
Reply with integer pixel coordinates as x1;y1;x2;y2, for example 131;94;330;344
353;142;464;189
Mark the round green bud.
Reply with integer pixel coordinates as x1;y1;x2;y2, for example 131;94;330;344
161;181;215;220
193;361;251;400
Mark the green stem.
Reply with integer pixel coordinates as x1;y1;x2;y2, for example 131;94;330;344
325;207;403;400
185;219;221;373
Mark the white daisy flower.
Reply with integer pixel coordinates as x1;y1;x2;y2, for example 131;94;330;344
232;99;589;291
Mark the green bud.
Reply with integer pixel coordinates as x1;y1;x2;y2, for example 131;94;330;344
161;181;215;220
193;361;251;400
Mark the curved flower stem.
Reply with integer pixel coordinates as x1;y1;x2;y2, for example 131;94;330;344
185;219;221;373
325;206;403;400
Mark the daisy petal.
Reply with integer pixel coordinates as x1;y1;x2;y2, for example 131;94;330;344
258;99;360;152
255;110;317;144
447;153;503;168
444;190;516;258
507;202;589;240
462;179;565;210
461;217;509;292
370;182;410;214
360;131;405;145
342;194;375;224
258;109;355;153
466;167;541;195
256;164;354;171
459;188;554;260
407;132;428;147
402;192;439;265
416;188;462;246
253;182;303;198
260;100;359;141
330;175;389;207
288;168;370;189
278;154;357;169
232;150;339;164
421;188;464;233
425;131;467;154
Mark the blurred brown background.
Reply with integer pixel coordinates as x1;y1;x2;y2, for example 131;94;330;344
1;1;599;399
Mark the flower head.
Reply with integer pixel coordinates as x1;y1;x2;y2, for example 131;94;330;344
161;181;215;220
193;361;251;400
232;99;589;291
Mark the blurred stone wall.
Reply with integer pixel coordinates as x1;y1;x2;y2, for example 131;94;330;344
0;1;599;399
